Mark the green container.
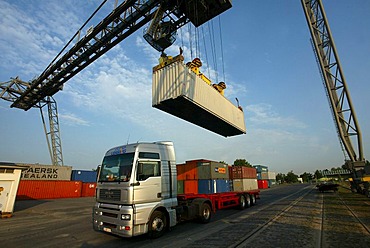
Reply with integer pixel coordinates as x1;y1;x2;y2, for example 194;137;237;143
197;161;229;179
177;180;184;194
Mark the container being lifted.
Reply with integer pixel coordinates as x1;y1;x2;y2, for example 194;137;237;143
152;56;246;137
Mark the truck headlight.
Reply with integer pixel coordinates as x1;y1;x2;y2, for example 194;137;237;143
121;214;131;220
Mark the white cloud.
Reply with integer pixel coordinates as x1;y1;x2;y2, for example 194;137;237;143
246;103;307;129
59;113;90;126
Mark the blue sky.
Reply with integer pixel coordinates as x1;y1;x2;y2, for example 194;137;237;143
0;0;369;175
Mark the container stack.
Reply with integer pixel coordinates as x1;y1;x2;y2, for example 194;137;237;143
230;166;258;191
177;159;230;194
16;164;98;200
253;165;276;189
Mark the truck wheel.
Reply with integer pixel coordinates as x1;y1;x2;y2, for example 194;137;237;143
250;194;256;206
199;203;212;223
245;194;251;208
148;211;167;238
238;195;246;210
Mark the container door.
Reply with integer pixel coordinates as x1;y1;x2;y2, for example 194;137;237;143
0;181;12;212
133;160;162;204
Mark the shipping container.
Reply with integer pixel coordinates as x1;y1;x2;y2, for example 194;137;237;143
198;179;231;194
152;60;246;137
216;179;230;193
257;179;269;189
177;180;184;194
231;166;257;179
21;164;72;181
198;179;215;194
176;164;185;181
253;165;268;173
81;183;97;197
233;179;258;191
71;170;97;183
182;161;199;180
16;180;82;200
197;161;229;179
183;180;198;194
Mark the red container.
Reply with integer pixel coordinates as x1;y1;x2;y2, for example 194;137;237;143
17;180;82;200
231;166;257;179
81;183;97;197
257;179;269;189
183;180;198;194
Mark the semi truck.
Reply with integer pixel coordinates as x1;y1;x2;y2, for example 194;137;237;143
93;141;260;238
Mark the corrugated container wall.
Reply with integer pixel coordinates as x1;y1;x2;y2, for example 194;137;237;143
197;161;229;179
233;179;258;191
71;170;97;183
17;181;82;200
81;183;97;197
21;164;72;181
183;180;198;194
152;60;246;137
231;166;257;179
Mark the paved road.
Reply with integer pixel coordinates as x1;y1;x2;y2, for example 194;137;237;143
1;184;369;247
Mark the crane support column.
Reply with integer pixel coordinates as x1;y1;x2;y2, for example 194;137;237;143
301;0;364;167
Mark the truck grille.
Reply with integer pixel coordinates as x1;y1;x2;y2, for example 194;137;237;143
99;189;121;201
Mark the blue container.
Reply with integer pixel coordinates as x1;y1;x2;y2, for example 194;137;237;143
198;179;215;194
216;179;230;193
71;170;97;183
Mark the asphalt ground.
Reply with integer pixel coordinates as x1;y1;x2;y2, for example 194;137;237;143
1;184;369;248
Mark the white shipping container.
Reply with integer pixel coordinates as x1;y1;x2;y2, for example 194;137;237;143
21;164;72;181
233;178;258;191
152;61;246;137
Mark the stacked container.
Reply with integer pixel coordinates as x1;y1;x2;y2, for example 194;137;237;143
231;166;258;191
177;159;230;194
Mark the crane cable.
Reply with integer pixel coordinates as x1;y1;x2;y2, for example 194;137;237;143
41;0;109;77
218;16;226;83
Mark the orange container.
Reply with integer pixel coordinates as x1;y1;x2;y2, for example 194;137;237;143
184;180;198;194
176;164;186;180
183;160;198;180
81;183;97;197
17;180;82;200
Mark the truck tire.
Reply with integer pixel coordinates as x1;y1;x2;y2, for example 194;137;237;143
238;195;246;210
250;194;256;206
199;203;212;223
148;210;167;238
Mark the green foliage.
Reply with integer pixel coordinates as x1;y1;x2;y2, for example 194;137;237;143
285;171;298;183
299;172;313;182
276;173;285;183
314;170;323;179
233;159;252;167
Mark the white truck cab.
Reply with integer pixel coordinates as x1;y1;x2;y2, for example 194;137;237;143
93;141;178;238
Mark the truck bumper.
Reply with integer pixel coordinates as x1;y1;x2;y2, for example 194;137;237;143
93;203;138;237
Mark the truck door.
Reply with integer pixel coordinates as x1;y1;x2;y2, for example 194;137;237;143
133;160;162;204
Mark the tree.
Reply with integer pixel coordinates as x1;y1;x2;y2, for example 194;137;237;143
300;172;313;182
314;170;323;180
233;159;252;167
276;173;286;183
285;171;298;183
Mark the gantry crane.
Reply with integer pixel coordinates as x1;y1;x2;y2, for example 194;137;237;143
0;0;232;165
301;0;368;194
1;0;367;194
0;77;64;166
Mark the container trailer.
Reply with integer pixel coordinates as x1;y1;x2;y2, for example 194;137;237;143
93;142;259;238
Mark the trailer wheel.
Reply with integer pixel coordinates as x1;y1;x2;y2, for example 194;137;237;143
148;210;167;238
238;195;246;209
199;203;212;223
245;194;251;208
250;194;256;206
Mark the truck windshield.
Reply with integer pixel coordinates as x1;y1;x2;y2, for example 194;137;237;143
99;153;134;182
